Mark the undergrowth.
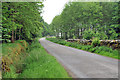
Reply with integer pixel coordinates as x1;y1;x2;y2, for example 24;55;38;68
46;38;120;59
2;39;70;78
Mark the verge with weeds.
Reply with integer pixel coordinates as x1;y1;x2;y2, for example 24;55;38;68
2;39;70;78
46;38;120;59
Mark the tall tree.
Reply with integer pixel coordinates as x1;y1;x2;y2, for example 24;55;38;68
2;2;44;43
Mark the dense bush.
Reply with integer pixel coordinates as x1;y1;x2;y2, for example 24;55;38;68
88;46;98;52
47;38;120;59
83;29;95;40
92;38;100;47
83;29;109;40
107;28;118;40
95;32;108;40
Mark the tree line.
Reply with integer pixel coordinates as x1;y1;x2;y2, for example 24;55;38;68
50;2;120;40
1;2;49;43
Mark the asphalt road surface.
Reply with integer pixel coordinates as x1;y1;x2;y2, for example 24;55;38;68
39;38;118;78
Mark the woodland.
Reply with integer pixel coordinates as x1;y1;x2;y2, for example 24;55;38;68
50;2;119;40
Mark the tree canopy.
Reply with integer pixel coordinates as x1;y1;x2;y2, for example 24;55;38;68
50;2;119;40
2;2;49;43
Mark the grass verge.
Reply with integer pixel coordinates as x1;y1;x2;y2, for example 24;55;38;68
46;38;120;59
2;39;70;78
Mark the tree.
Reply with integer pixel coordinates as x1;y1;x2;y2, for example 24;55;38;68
2;2;44;43
50;2;119;40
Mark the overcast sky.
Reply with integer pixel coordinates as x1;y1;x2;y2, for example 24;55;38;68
41;0;70;24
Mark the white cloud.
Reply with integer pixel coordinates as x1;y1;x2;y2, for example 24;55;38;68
41;0;69;24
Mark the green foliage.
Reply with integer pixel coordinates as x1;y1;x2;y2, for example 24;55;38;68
2;39;69;78
47;38;120;59
96;32;108;40
95;46;113;53
107;28;118;40
2;40;27;56
2;2;47;43
83;29;95;40
81;45;93;51
42;22;51;37
18;39;69;78
3;66;18;78
50;2;119;40
92;38;100;47
88;46;99;52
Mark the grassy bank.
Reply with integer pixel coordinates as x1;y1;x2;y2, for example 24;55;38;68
46;38;120;59
2;40;28;76
2;39;70;78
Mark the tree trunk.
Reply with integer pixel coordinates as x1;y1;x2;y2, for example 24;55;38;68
11;29;14;43
81;28;82;36
77;28;79;39
15;30;16;40
69;32;72;39
65;32;68;40
56;32;59;38
19;28;21;40
61;32;62;39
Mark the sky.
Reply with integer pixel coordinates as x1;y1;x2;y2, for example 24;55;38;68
41;0;70;24
41;0;117;24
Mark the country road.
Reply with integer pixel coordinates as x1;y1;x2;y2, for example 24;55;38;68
39;38;118;78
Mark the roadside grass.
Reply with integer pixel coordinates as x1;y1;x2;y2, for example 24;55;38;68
46;38;120;59
2;40;28;56
18;39;69;78
2;39;70;78
2;40;28;78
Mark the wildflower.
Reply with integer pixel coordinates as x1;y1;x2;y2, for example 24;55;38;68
40;65;42;66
